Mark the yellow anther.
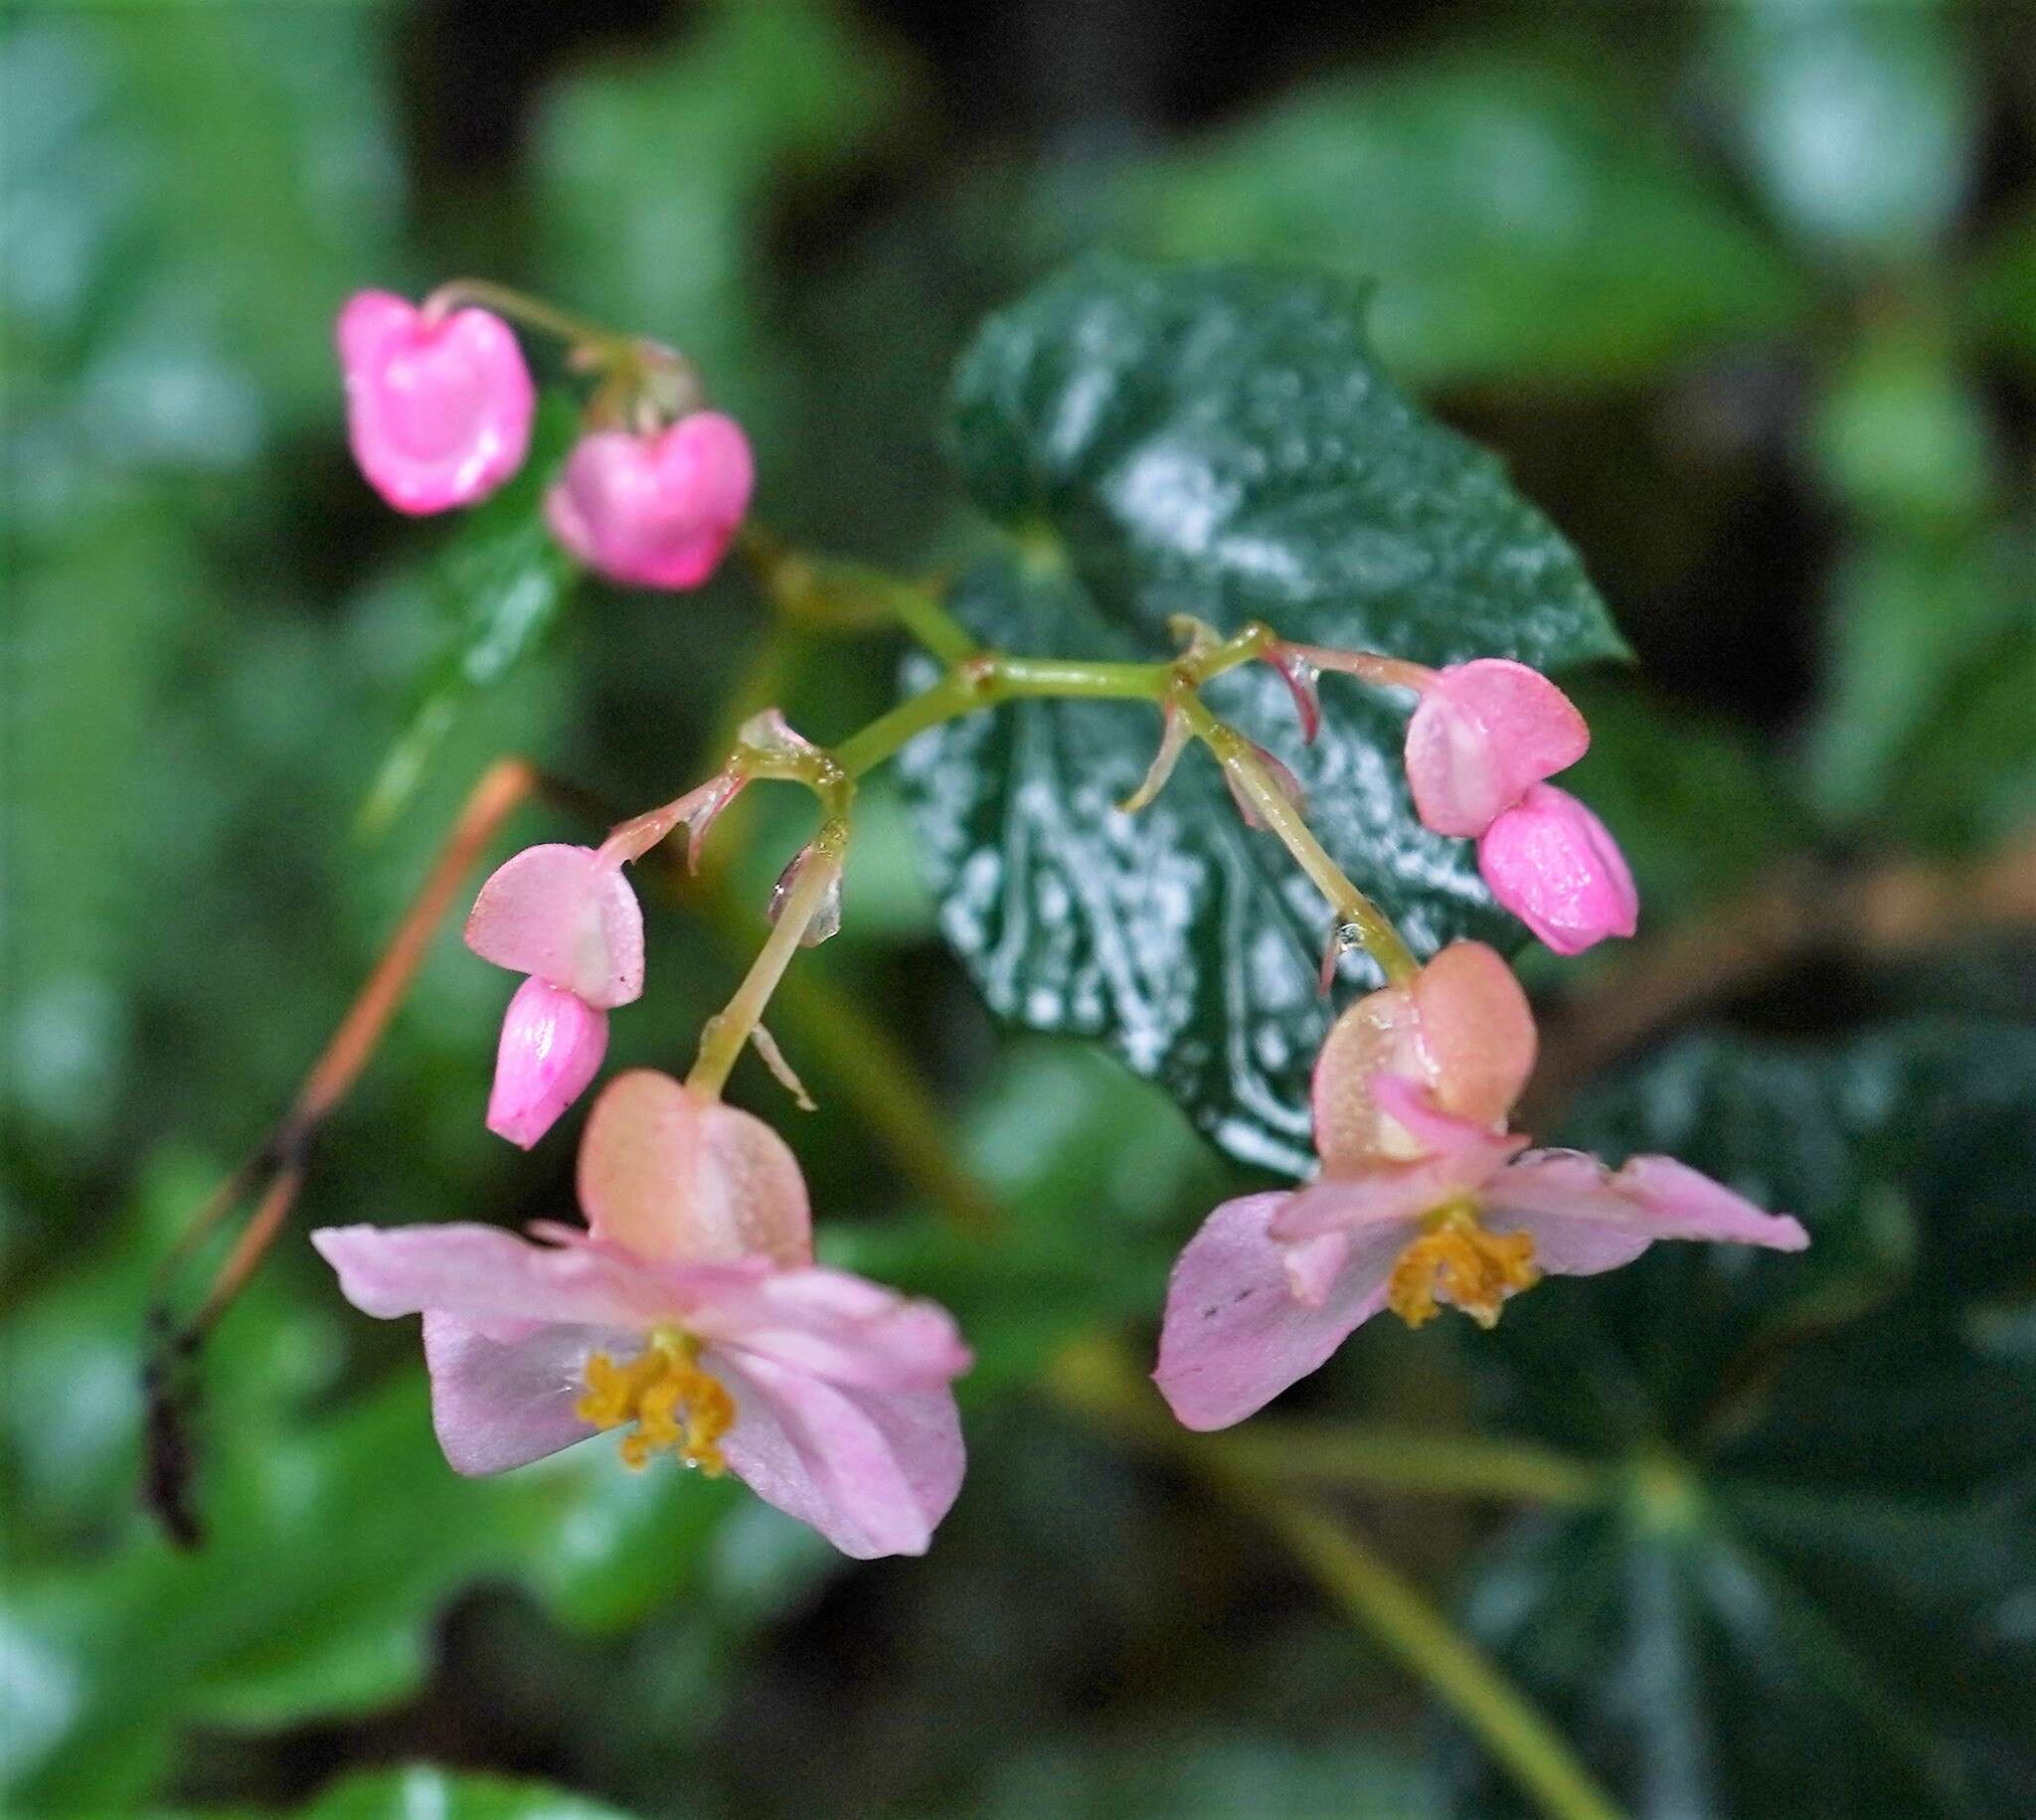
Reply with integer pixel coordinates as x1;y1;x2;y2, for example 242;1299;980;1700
576;1331;733;1475
1386;1206;1540;1330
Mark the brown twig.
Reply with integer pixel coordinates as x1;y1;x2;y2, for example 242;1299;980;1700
144;757;540;1544
1526;829;2036;1126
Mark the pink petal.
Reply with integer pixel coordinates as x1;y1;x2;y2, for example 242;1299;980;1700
464;844;645;1008
1481;1149;1809;1275
576;1070;812;1268
485;977;607;1149
1311;980;1422;1172
422;1311;612;1476
336;291;534;515
1153;1192;1408;1431
1477;785;1639;956
1410;940;1537;1128
544;414;754;590
713;1353;964;1559
1404;659;1590;838
697;1267;971;1391
311;1223;672;1341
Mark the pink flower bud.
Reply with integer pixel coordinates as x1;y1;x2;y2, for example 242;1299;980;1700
1477;784;1638;955
463;844;645;1009
544;414;754;590
1404;660;1589;838
486;977;608;1149
335;291;535;515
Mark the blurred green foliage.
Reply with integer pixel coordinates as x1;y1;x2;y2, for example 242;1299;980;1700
3;0;2032;1816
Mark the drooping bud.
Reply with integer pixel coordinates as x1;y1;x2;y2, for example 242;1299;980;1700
1403;659;1589;838
335;291;535;515
464;844;645;1008
544;413;754;590
485;976;608;1149
1477;784;1638;955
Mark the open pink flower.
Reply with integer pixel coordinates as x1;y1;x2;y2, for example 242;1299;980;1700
1154;941;1806;1431
1478;783;1638;955
545;414;754;590
336;291;535;514
313;1070;971;1559
1403;659;1589;839
464;844;645;1145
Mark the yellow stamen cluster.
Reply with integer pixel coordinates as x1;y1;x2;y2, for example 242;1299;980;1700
576;1330;734;1474
1386;1207;1540;1330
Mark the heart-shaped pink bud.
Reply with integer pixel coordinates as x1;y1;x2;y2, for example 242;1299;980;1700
544;414;754;589
1404;659;1589;838
485;976;608;1149
463;844;645;1009
336;291;535;515
1478;784;1638;955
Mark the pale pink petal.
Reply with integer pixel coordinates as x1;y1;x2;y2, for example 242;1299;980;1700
422;1311;616;1476
1477;785;1639;956
336;292;534;515
310;1223;672;1341
1404;659;1589;838
485;977;608;1149
1410;940;1537;1127
713;1353;964;1559
544;414;754;590
576;1071;812;1269
696;1267;971;1391
1481;1149;1809;1275
464;844;645;1008
1153;1193;1408;1431
1281;1229;1353;1306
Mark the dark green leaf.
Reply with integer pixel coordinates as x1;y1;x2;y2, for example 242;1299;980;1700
1118;56;1805;389
1707;1;1975;260
1447;1021;2036;1819
902;257;1626;1171
1964;202;2036;364
290;1764;639;1819
357;403;581;834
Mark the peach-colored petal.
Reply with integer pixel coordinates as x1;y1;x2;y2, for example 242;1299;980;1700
714;1354;964;1559
463;843;645;1008
576;1070;812;1268
1410;940;1537;1127
1404;659;1589;838
1153;1193;1407;1431
1311;981;1422;1172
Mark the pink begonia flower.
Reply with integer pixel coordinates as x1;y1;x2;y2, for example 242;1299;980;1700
486;976;609;1150
1403;659;1590;839
1154;941;1806;1431
336;291;535;515
545;414;754;590
1478;783;1639;956
313;1070;971;1559
464;843;645;1144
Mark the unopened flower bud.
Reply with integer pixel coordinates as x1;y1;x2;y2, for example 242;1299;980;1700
335;291;535;514
486;976;608;1149
1403;659;1589;838
1477;784;1638;954
464;844;645;1008
545;413;754;590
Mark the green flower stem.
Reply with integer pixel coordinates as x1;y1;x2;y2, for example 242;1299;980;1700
1211;1418;1606;1506
423;278;634;359
1174;692;1420;985
686;822;848;1100
1050;1339;1624;1820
